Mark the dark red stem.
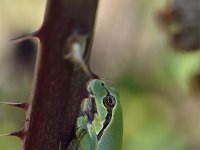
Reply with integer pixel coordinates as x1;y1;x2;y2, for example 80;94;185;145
23;0;99;149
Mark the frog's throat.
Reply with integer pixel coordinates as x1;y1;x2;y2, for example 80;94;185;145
81;96;97;124
88;96;97;123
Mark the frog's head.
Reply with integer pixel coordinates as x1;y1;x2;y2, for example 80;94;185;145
87;79;121;140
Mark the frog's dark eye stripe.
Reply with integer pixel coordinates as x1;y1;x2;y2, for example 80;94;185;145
101;82;116;109
97;83;115;141
97;106;112;140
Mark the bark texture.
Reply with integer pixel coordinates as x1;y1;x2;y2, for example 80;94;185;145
21;0;99;149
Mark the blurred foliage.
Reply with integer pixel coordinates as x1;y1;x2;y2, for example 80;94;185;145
1;0;200;150
157;0;200;50
118;50;200;150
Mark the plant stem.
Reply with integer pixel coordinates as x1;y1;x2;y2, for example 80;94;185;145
23;0;99;149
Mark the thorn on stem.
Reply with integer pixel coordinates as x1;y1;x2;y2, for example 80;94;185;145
0;129;26;140
10;31;39;42
1;102;28;110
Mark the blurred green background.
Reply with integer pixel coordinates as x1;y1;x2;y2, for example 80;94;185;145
1;0;200;149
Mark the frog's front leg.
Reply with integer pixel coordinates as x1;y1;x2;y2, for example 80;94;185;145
76;99;98;150
77;121;97;150
67;114;97;150
87;123;98;150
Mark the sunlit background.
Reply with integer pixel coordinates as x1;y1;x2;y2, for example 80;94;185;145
1;0;200;149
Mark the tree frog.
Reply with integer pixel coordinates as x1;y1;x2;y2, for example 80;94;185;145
67;79;123;150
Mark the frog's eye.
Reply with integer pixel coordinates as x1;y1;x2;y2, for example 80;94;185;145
103;95;116;109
